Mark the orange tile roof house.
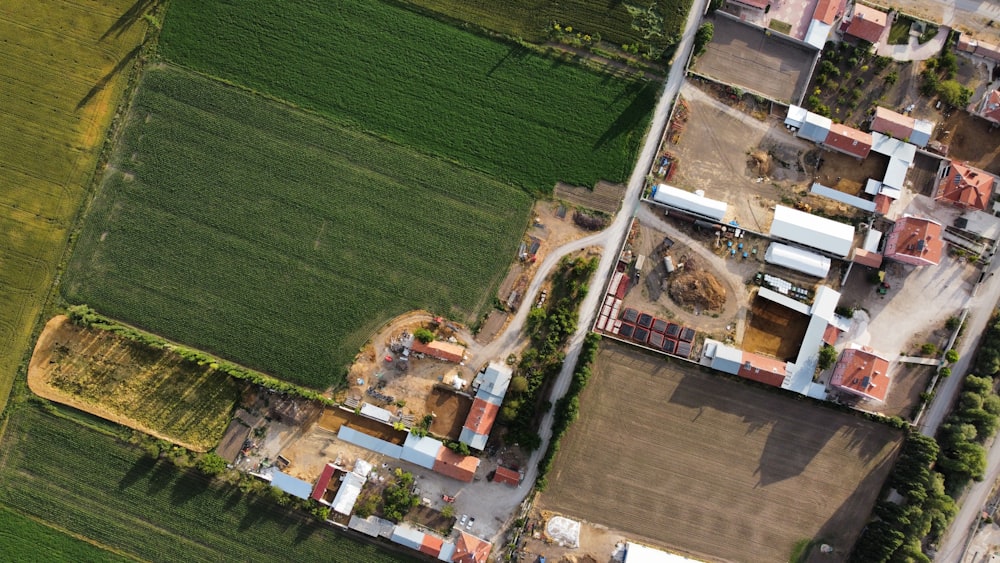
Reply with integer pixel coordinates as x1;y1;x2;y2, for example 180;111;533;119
830;346;891;402
432;447;480;482
936;160;996;211
845;4;888;44
491;465;521;487
823;124;872;159
813;0;843;24
883;215;944;267
975;90;1000;125
451;531;492;563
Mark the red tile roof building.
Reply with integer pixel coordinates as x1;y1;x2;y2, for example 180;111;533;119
419;534;444;557
492;466;521;487
410;340;466;363
845;4;888;44
883;215;944;267
936;161;996;211
736;351;788;387
830;346;891;402
452;531;492;563
432;448;480;482
813;0;843;24
975;90;1000;125
871;106;915;140
310;463;337;501
823;124;872;158
730;0;769;9
462;398;499;438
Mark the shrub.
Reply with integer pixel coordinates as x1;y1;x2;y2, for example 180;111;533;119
414;328;434;344
937;80;973;108
693;22;714;57
818;344;838;370
196;452;227;477
440;504;455;519
945;349;960;363
921;343;938;356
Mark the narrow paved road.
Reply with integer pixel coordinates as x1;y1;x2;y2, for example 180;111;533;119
927;256;1000;562
484;0;710;544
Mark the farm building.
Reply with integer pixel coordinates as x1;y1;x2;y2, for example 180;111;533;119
769;205;855;257
936;161;996;211
973;89;1000;125
492;466;521;487
460;362;512;450
783;285;845;397
810;182;877;212
803;0;843;48
623;541;707;562
649;184;728;221
823;123;871;159
216;419;252;463
451;531;493;563
870;132;917;193
311;463;337;502
871;107;933;147
844;3;888;44
883;215;944;266
411;339;467;363
401;433;443;469
331;461;372;516
348;515;395;538
702;339;788;387
265;469;313;500
432;447;480;482
764;242;832;278
797;111;833;144
337;425;404;457
785;104;808;129
391;524;429;551
830;346;891;402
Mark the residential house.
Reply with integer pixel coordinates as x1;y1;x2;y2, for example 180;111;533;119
883;215;944;267
936;160;996;211
973;89;1000;125
844;4;888;44
830;346;891;402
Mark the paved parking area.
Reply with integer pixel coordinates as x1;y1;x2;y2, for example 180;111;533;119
691;15;816;103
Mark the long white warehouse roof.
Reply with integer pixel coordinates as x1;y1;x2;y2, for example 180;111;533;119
650;184;727;221
769;205;855;257
764;242;832;278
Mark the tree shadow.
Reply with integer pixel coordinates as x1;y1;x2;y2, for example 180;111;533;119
238;495;272;531
293;519;321;544
118;455;158;491
169;469;210;506
145;460;177;496
77;44;143;110
486;44;529;77
593;81;660;150
100;0;157;42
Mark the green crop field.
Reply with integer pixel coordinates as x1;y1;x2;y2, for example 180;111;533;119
0;403;417;562
63;66;532;389
399;0;692;48
159;0;658;194
0;1;147;410
0;506;132;562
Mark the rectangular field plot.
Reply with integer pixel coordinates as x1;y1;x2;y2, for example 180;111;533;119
0;404;417;562
159;0;658;193
0;0;146;409
691;15;815;103
542;342;901;562
63;66;532;389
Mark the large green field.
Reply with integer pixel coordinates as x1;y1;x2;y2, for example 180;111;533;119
159;0;658;194
0;506;132;562
0;1;147;409
63;66;532;389
400;0;692;48
0;403;417;562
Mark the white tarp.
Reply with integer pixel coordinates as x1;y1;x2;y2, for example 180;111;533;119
765;242;832;278
332;471;366;515
769;205;855;257
545;516;581;548
624;542;707;562
650;184;727;221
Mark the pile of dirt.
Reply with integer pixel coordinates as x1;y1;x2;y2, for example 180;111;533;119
747;149;772;176
668;256;726;312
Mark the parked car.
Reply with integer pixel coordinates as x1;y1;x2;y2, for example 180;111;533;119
466;517;475;530
459;514;468;525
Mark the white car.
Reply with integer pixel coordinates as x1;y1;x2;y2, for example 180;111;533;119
459;514;468;525
466;517;475;530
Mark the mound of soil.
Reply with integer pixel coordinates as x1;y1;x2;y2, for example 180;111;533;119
668;256;726;312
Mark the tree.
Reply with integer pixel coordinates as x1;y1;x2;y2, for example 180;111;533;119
693;22;714;58
414;328;434;344
440;504;455;519
197;452;227;477
945;349;960;363
382;470;420;522
937;80;973;108
818;344;838;371
509;375;529;394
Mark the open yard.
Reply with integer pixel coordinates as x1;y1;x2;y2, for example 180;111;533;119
63;66;532;389
398;0;692;49
27;315;241;451
743;294;811;361
426;386;474;440
0;403;417;562
159;0;658;194
0;0;147;410
691;15;815;104
541;342;902;562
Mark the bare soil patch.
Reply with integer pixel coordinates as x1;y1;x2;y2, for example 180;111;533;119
425;386;474;440
875;364;934;420
743;294;811;361
27;316;241;452
554;181;626;215
540;341;902;563
667;256;727;313
318;406;408;443
936;109;1000;174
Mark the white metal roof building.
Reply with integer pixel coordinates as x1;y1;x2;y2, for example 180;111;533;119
268;470;313;500
624;542;706;562
810;182;876;212
400;433;443;470
390;523;425;550
764;242;832;277
337;425;404;458
702;340;743;375
804;20;833;49
785;104;808;128
769;205;855;257
331;471;367;515
360;402;393;423
798;112;833;143
883;157;910;190
650;184;727;221
475;362;513;405
870;132;916;163
911;119;934;147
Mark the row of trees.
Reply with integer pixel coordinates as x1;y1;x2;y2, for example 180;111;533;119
536;332;601;491
851;314;1000;560
503;256;598;451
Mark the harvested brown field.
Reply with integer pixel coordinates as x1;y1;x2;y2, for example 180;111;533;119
541;342;901;562
743;294;810;361
318;407;408;443
425;386;473;440
554;181;625;214
27;316;241;451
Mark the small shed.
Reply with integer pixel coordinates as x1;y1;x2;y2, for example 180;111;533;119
492;465;521;487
